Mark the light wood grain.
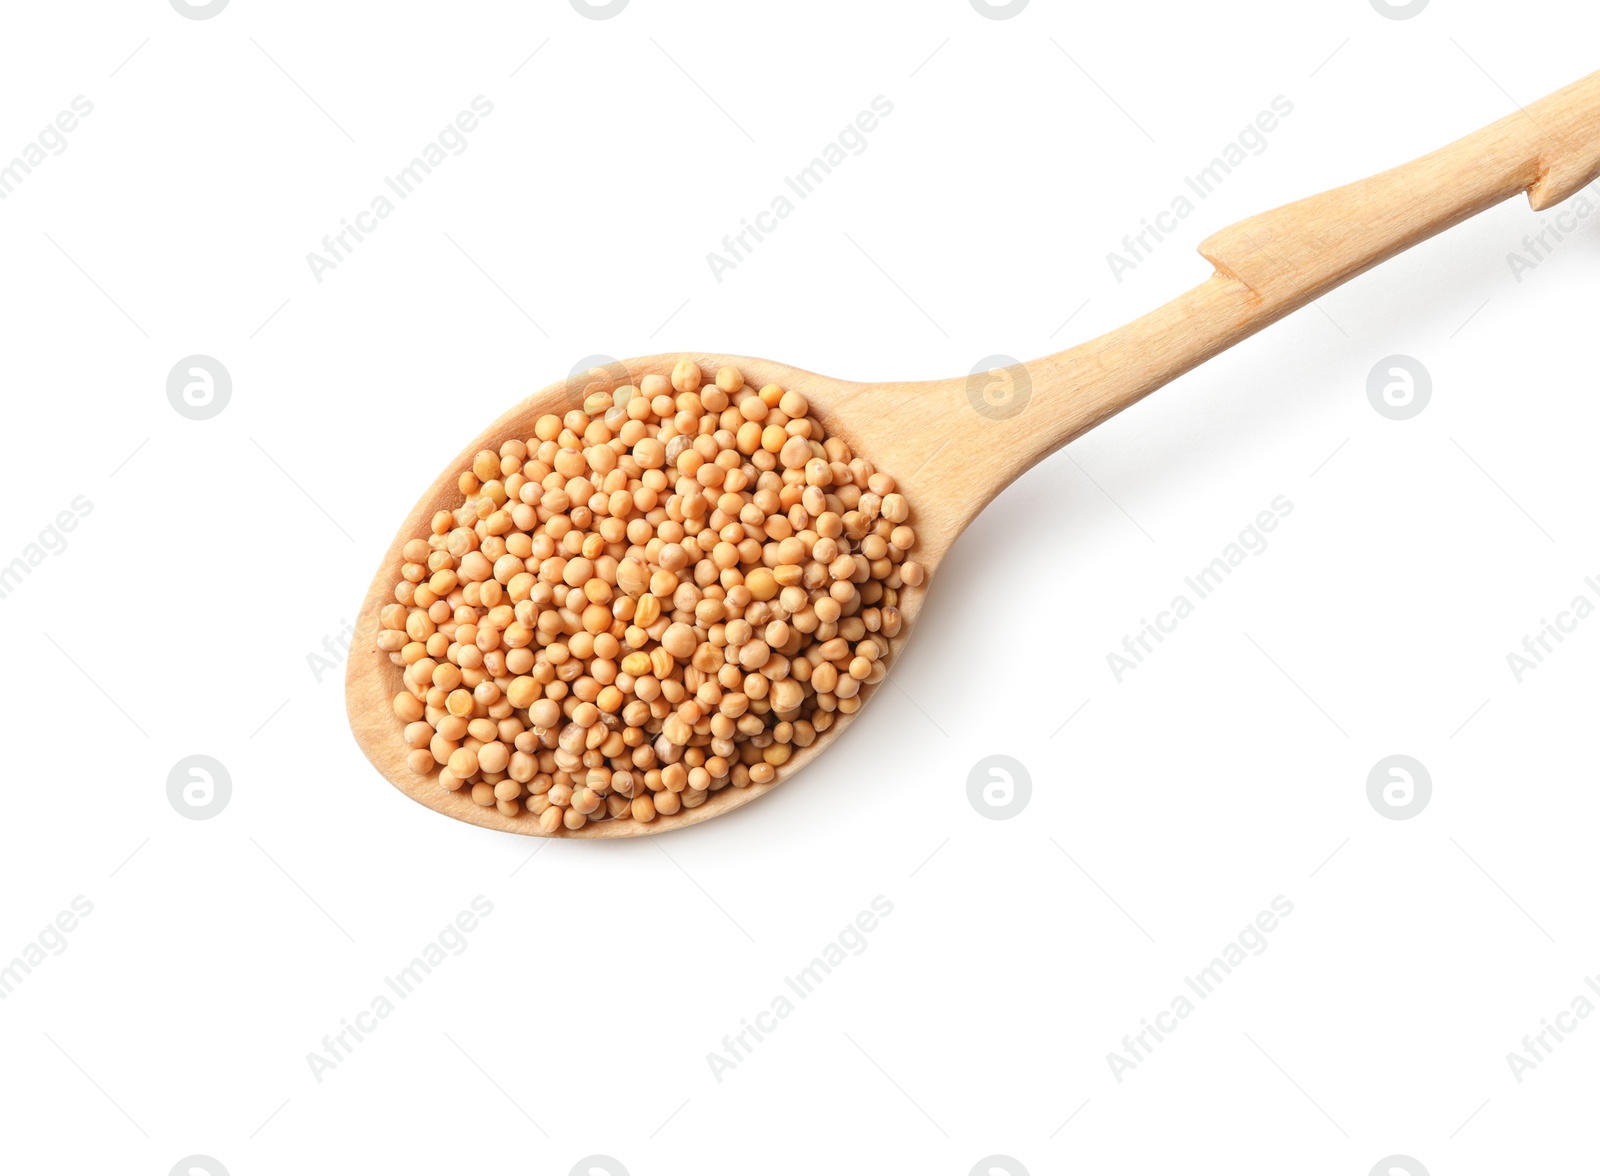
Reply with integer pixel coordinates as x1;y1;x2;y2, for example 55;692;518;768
348;68;1600;838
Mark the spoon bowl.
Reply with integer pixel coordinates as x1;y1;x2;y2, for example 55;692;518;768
346;352;971;837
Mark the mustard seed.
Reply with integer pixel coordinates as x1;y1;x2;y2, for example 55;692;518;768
661;622;697;660
671;360;703;393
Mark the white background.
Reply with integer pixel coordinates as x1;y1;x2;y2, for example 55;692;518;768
1;2;1596;1174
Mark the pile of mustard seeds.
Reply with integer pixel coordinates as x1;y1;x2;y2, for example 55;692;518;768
377;361;922;832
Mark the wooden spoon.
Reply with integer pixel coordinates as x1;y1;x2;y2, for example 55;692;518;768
348;68;1600;838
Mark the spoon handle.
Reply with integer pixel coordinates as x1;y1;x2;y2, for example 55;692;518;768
924;68;1600;530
